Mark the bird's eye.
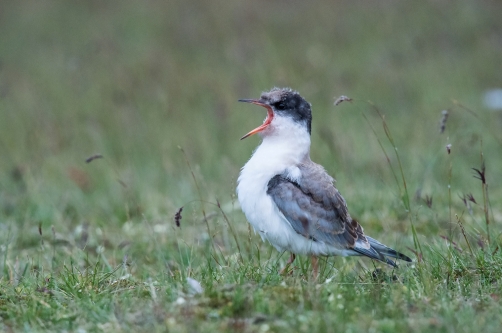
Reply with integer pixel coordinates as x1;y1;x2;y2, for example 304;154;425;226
274;102;286;110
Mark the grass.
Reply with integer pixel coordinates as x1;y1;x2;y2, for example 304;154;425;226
1;0;502;332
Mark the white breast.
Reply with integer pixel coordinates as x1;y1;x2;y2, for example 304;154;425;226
237;136;302;251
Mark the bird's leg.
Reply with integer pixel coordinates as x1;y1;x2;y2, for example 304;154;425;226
279;253;296;275
286;253;296;265
311;256;319;280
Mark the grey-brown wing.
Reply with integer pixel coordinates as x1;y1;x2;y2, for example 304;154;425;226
266;174;361;249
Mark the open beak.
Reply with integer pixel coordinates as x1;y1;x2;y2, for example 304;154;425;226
238;99;274;140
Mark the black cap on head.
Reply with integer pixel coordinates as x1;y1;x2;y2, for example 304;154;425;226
261;88;312;134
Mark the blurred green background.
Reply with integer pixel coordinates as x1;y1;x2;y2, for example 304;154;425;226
2;0;502;331
1;0;502;272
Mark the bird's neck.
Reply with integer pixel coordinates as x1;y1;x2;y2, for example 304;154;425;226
240;123;311;182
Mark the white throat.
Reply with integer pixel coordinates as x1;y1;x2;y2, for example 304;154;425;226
239;115;311;184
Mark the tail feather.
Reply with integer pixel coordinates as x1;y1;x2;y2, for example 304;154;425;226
366;236;412;262
354;236;412;267
353;246;397;267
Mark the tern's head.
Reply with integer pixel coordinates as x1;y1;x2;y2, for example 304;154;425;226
239;88;312;140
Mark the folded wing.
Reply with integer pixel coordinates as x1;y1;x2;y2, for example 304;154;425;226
266;163;411;266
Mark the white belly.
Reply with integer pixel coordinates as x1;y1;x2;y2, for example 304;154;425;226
237;159;351;257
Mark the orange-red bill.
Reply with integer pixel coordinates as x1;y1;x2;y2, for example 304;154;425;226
238;99;274;140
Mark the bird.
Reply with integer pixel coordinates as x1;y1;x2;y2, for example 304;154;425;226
236;87;412;278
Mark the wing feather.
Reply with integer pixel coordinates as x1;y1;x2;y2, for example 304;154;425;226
266;163;412;266
267;163;364;250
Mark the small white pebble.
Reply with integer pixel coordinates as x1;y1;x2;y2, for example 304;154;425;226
187;277;204;295
260;324;270;332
